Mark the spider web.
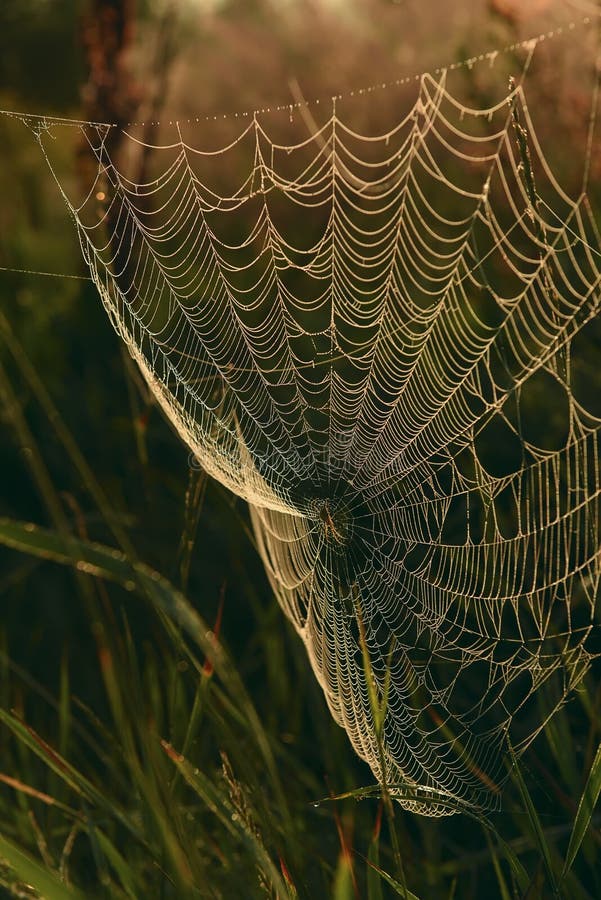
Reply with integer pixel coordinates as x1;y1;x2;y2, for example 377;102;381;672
22;49;601;815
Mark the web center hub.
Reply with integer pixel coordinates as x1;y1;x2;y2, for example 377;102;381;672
311;496;354;549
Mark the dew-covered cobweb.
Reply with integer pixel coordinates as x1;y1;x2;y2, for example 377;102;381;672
17;36;601;815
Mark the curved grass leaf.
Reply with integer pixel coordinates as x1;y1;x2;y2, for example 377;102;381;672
507;748;559;896
362;856;422;900
560;742;601;884
0;832;84;900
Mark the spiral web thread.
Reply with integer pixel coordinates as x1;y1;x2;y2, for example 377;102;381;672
22;47;601;815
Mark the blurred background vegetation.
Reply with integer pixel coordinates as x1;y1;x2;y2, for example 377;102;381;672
0;1;600;897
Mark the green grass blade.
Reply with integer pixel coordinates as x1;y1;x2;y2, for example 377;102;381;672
483;826;512;900
362;857;422;900
477;817;530;895
560;742;601;883
58;649;70;757
317;782;469;816
95;830;139;899
0;708;142;843
508;749;559;896
0;831;84;900
177;466;207;592
332;851;355;900
366;808;385;900
161;740;290;897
